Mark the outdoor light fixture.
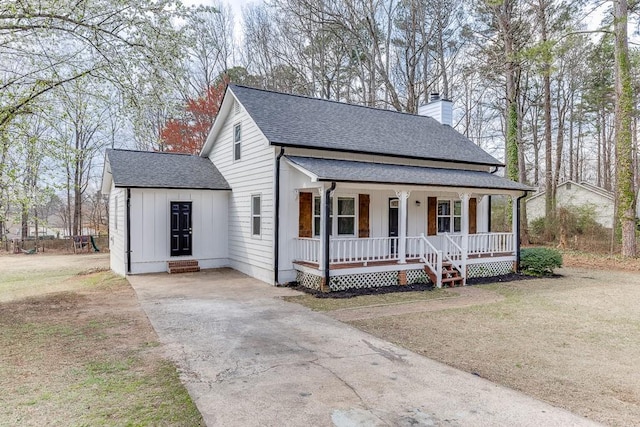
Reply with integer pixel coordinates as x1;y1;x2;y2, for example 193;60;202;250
415;200;421;206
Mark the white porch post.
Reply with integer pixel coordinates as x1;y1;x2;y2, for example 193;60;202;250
396;190;410;264
460;193;470;281
511;194;518;254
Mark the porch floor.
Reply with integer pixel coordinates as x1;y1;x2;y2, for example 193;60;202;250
294;258;424;270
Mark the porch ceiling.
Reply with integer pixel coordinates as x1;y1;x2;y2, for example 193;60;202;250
285;156;533;192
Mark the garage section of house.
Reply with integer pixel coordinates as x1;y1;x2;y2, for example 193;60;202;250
102;149;230;275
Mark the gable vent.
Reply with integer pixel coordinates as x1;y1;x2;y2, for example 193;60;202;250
234;100;241;115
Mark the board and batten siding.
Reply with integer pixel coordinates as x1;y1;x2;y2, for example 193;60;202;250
109;183;126;276
128;188;228;274
208;100;275;284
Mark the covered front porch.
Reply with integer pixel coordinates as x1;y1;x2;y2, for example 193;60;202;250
294;227;517;291
283;156;530;292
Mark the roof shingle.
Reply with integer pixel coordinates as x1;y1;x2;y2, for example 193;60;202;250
230;85;502;167
106;149;230;190
285;156;533;192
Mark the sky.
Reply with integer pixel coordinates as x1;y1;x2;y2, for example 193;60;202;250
183;0;259;36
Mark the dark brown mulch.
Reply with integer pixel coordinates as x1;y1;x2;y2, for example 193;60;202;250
287;272;562;298
287;283;435;299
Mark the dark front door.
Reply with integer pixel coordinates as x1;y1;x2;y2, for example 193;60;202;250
389;198;399;254
171;202;192;256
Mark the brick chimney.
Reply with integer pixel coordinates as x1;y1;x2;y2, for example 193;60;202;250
418;93;453;126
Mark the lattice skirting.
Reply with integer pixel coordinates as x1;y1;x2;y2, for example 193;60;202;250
296;268;429;292
406;269;431;285
467;261;514;278
296;271;322;290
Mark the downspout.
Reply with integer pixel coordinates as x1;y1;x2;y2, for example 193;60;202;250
515;191;528;272
323;182;336;290
274;147;285;285
487;196;492;232
126;188;131;274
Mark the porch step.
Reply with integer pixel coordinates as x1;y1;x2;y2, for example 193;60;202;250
167;260;200;274
425;263;464;288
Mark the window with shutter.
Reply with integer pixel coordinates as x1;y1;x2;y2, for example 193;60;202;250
469;197;477;234
358;194;370;237
298;192;312;238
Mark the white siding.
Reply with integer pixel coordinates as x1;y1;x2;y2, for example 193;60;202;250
109;184;126;276
128;188;229;274
208;103;275;284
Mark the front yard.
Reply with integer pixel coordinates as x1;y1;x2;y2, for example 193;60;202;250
0;254;203;426
289;260;640;426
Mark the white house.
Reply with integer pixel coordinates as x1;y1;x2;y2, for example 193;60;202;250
526;180;614;228
102;85;531;291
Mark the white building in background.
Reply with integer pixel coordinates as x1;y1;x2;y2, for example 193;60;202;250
526;180;615;228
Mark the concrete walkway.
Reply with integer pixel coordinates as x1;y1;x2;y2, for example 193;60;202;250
128;268;601;427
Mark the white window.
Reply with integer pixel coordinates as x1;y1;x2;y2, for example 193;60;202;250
312;196;356;236
233;123;241;161
251;195;261;236
313;196;321;237
437;200;461;233
336;197;355;235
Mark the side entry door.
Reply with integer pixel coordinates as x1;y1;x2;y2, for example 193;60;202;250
170;202;192;256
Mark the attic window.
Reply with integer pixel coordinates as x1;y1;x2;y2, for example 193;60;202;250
233;123;241;161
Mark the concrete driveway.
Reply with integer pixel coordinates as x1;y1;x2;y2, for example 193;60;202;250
128;269;600;427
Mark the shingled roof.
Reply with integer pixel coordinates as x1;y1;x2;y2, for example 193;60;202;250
228;85;502;167
286;156;533;192
104;149;230;190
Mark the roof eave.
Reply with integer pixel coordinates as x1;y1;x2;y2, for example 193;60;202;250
314;177;531;192
271;141;504;168
101;152;113;195
200;85;234;157
113;184;231;191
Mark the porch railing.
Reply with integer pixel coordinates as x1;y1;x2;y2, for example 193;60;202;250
293;232;515;279
418;234;442;288
295;238;320;264
442;234;465;282
330;236;399;264
468;232;514;255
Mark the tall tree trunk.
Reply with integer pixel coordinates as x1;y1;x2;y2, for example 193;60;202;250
21;203;28;240
613;0;637;257
540;0;553;219
569;93;574;181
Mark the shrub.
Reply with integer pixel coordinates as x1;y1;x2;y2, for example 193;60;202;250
520;247;563;276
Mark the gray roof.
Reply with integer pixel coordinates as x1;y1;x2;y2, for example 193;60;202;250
286;156;532;192
230;85;502;167
106;149;230;190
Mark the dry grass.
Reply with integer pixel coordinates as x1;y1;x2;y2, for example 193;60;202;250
562;249;640;272
0;253;110;302
283;288;452;311
0;255;203;426
348;268;640;426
